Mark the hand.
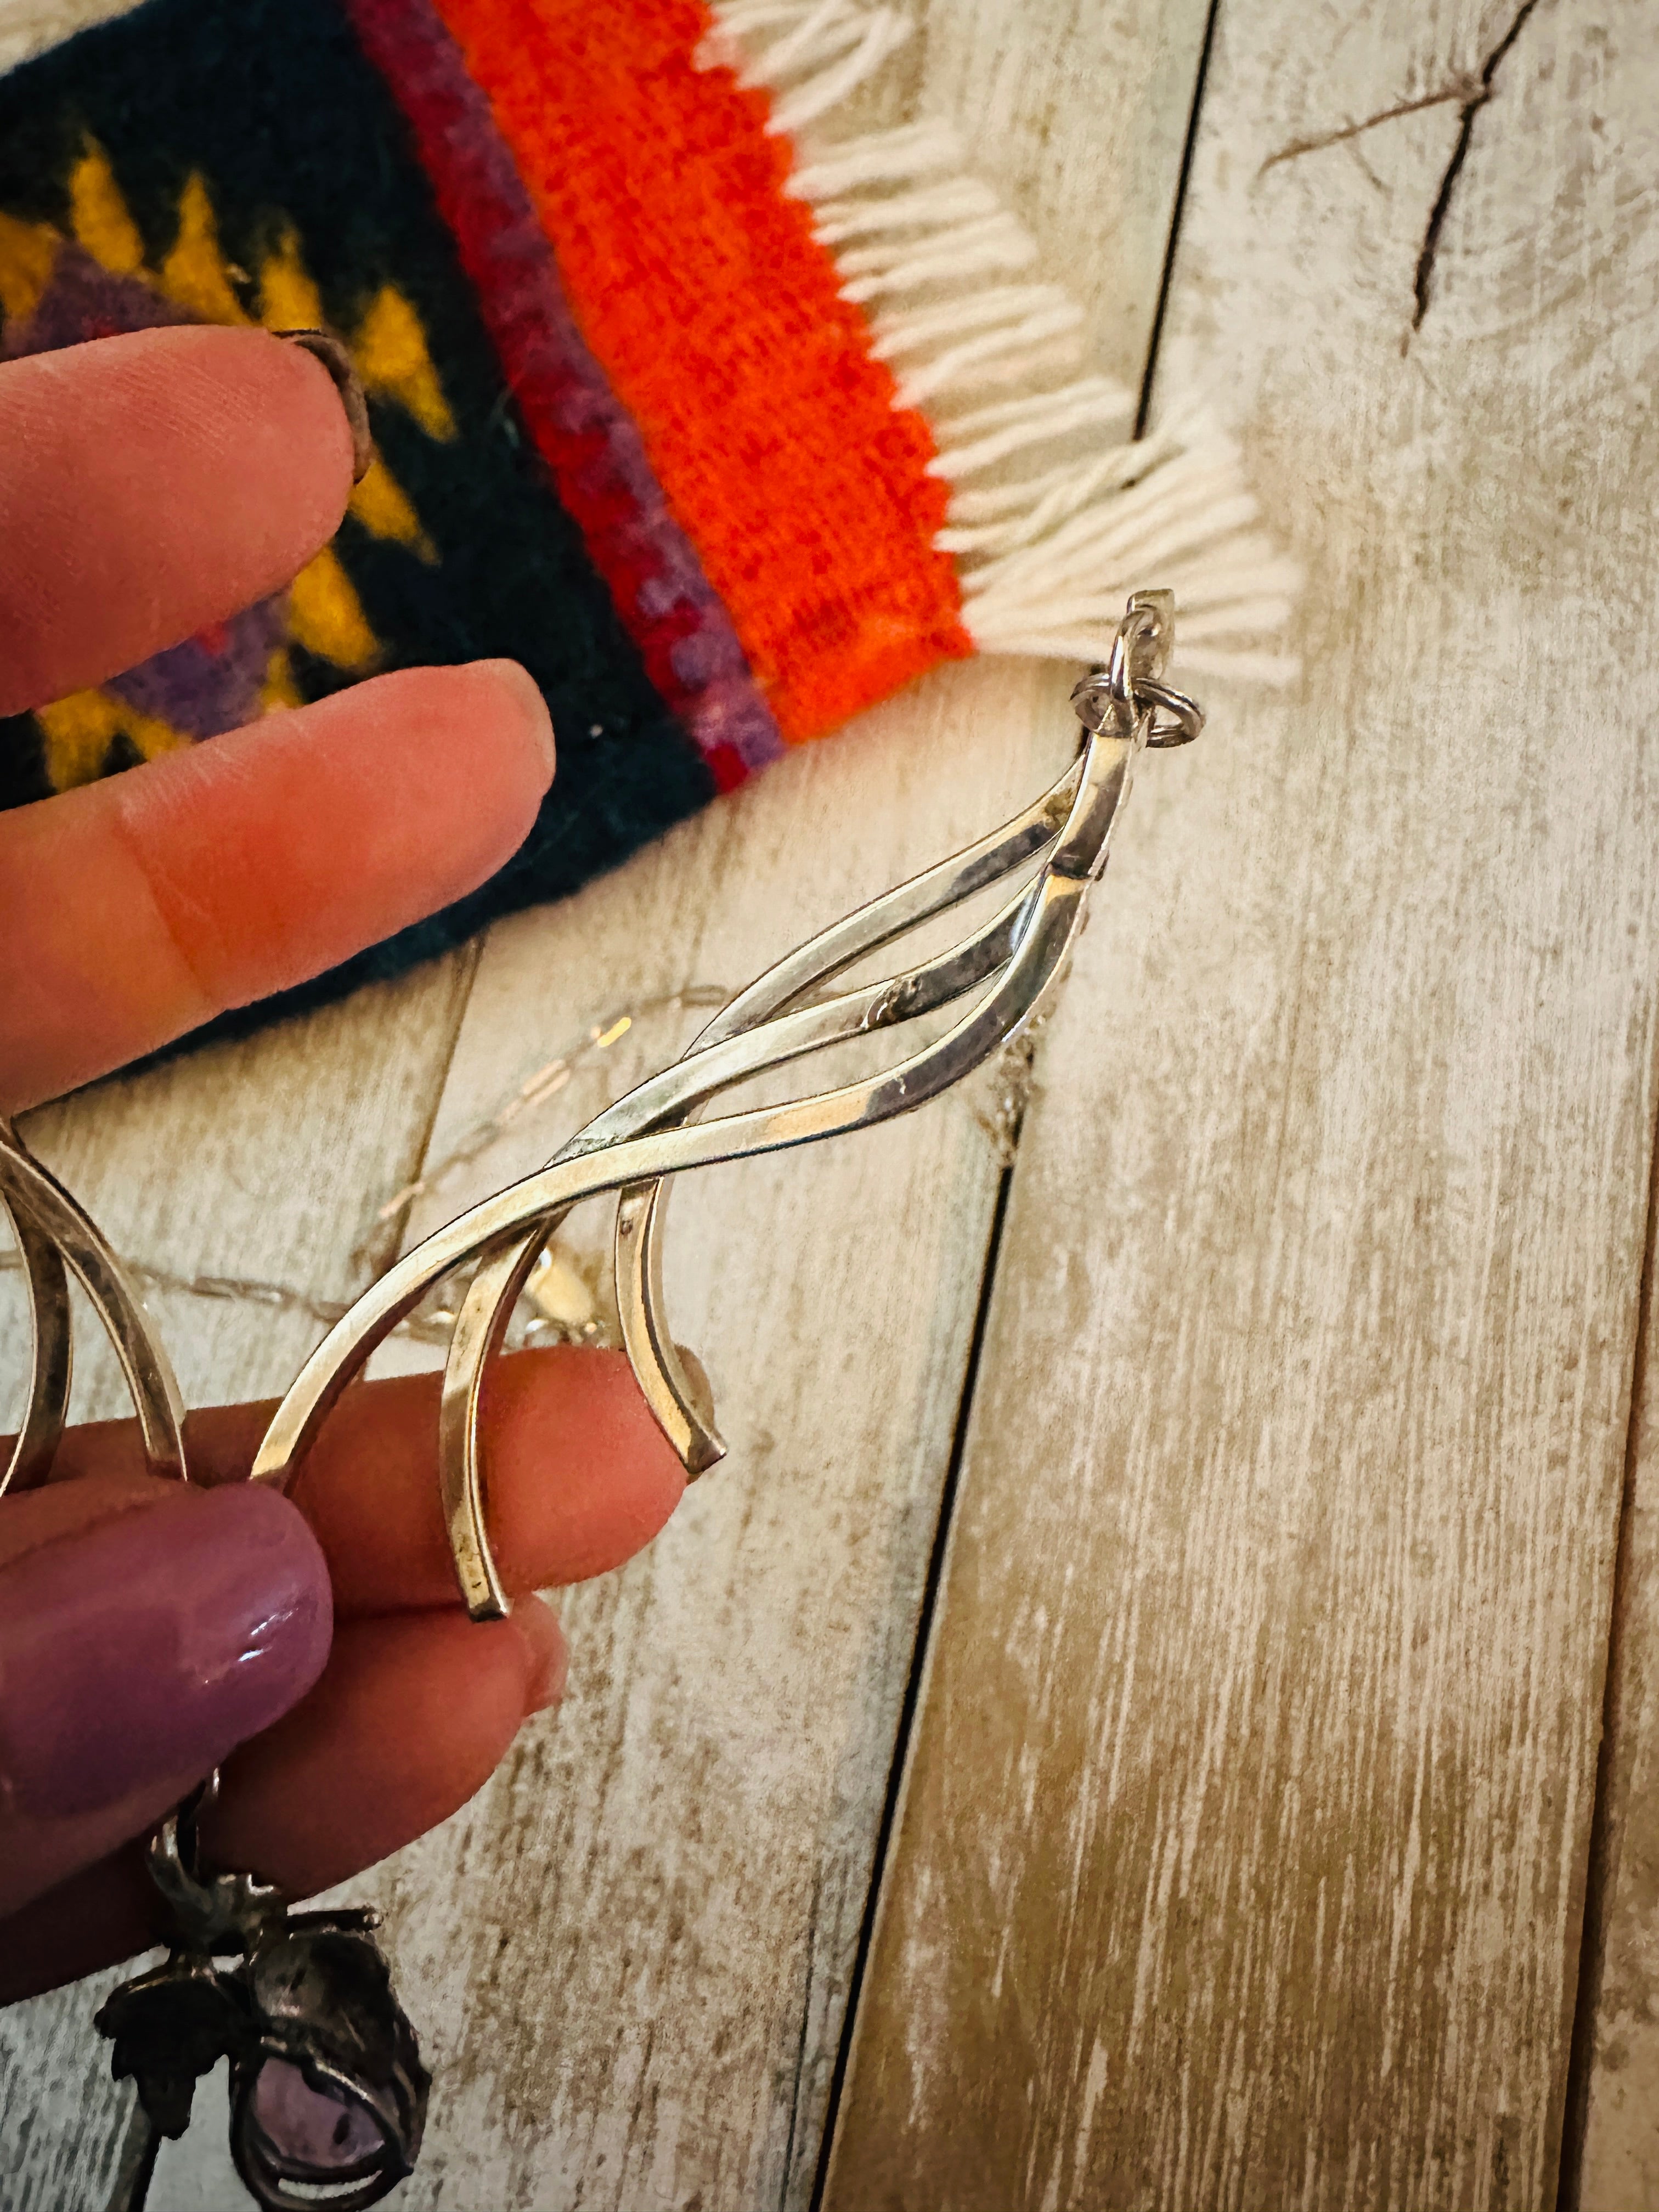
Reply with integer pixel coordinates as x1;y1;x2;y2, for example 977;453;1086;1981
0;326;684;2002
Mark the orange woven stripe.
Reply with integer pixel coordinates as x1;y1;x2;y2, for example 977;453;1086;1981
427;0;972;742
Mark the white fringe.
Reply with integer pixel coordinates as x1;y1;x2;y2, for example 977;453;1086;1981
701;0;916;133
811;176;1003;247
701;0;1298;680
787;121;961;199
868;284;1088;407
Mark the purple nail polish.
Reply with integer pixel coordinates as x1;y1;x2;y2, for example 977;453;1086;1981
0;1485;332;1821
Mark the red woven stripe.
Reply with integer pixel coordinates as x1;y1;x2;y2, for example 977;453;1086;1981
426;0;972;743
347;0;785;776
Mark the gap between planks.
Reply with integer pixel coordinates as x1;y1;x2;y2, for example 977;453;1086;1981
1572;946;1659;2198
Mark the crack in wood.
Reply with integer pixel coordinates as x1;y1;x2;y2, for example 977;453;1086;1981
1410;0;1544;332
1135;0;1224;438
809;1157;1020;2212
1556;1025;1659;2209
1258;77;1481;174
779;1867;822;2210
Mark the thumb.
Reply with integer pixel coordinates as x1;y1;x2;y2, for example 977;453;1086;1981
0;1473;331;1918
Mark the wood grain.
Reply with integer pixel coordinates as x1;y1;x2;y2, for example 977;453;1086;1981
1576;1210;1659;2206
825;3;1659;2207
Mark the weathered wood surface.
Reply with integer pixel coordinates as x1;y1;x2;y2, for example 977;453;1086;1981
825;2;1659;2208
0;1;1214;2205
9;0;1659;2205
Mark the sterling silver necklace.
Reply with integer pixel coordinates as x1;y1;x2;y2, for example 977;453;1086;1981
2;591;1202;2209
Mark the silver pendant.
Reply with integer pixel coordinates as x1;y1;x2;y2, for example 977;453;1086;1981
95;1782;428;2210
250;592;1203;1617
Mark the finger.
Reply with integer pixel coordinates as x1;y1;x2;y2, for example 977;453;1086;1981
0;326;353;715
0;1476;331;1922
210;1601;566;1887
0;659;555;1110
48;1348;687;1614
0;1600;562;2001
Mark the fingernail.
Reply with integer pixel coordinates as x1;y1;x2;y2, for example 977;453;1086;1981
478;658;556;778
510;1596;566;1716
274;329;374;483
0;1486;332;1820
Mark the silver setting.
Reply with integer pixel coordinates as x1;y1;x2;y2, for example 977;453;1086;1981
98;1788;429;2212
0;1115;186;1494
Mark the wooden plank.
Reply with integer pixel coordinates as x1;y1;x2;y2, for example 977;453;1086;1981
825;2;1659;2206
137;11;1218;2201
900;0;1220;395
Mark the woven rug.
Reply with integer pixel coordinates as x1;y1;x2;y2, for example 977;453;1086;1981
0;0;1294;1045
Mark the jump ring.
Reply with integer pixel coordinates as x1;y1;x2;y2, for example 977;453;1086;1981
1137;678;1206;748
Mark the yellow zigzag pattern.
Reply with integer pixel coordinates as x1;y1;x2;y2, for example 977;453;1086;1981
34;689;190;791
0;141;458;790
0;211;57;324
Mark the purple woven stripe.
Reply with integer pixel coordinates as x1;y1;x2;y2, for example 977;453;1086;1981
0;239;192;357
106;595;289;738
347;0;785;778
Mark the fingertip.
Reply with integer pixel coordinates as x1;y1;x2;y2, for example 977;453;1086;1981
126;1353;691;1621
489;1350;688;1591
238;325;358;527
272;329;373;484
472;658;556;782
0;658;562;1103
0;1601;550;1997
509;1595;567;1715
0;1480;334;1919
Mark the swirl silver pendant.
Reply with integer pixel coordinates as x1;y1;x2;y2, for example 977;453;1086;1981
250;591;1203;1618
